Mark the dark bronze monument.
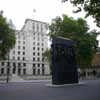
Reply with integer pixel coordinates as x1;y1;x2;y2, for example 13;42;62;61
51;36;78;85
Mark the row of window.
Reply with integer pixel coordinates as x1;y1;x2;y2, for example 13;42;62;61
12;56;44;61
13;47;44;52
32;23;47;33
0;62;44;67
0;62;26;66
33;47;44;51
0;68;45;75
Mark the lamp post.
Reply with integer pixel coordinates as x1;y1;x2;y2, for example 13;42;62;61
6;53;9;83
6;48;10;83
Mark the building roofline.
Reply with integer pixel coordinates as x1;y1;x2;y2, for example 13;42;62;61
25;19;49;24
20;18;49;32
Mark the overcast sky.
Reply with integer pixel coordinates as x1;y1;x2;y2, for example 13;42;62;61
0;0;99;30
0;0;100;38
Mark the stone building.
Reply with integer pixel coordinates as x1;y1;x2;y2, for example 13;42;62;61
0;19;50;81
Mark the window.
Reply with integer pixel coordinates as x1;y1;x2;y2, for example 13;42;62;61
33;42;35;45
23;41;25;44
1;62;4;66
23;63;26;66
7;68;10;74
33;47;35;50
42;69;45;75
37;53;40;56
18;41;20;44
37;58;40;61
42;48;44;51
33;52;35;56
41;24;43;32
33;69;36;75
23;46;25;49
17;57;20;60
13;67;16;74
13;51;15;54
37;43;40;46
42;43;44;46
42;58;44;61
23;52;25;55
33;57;35;61
33;64;35;67
7;62;10;66
18;46;20;49
18;51;20;55
1;68;4;74
13;56;15;60
23;57;25;61
37;24;39;31
18;68;21;75
38;64;40;67
33;24;35;30
18;63;21;66
42;64;44;67
13;62;16;66
23;69;26;75
37;47;39;51
37;69;40;75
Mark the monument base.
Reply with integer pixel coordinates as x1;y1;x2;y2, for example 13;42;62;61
46;82;84;88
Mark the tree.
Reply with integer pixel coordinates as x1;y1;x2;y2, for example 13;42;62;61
49;15;98;68
62;0;100;27
0;11;16;60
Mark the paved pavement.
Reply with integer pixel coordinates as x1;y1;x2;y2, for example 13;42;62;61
0;79;100;100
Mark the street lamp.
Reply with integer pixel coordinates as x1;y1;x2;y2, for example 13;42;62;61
6;53;9;83
6;49;10;83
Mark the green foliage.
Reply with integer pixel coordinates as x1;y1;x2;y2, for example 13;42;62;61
62;0;100;27
49;15;98;68
0;14;16;60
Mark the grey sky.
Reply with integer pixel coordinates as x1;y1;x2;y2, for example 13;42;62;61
0;0;100;43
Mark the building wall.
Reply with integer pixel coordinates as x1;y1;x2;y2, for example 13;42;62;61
0;19;50;79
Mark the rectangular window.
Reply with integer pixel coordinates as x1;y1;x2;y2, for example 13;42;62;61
13;67;16;74
1;68;4;74
23;41;25;44
42;69;45;75
37;58;40;61
17;57;20;60
33;57;35;61
18;46;20;49
33;64;35;67
1;62;4;66
23;69;26;75
37;53;40;56
38;64;40;67
23;52;25;55
37;69;40;75
33;52;35;56
23;57;25;61
33;69;36;75
23;63;26;66
18;68;21;75
13;51;15;54
23;46;25;50
33;47;35;50
18;51;20;55
13;62;16;66
18;63;21;66
13;56;15;60
37;47;39;51
18;41;21;44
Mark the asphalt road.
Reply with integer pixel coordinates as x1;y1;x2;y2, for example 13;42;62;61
0;79;100;100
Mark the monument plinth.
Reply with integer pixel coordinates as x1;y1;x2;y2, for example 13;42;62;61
51;36;78;85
